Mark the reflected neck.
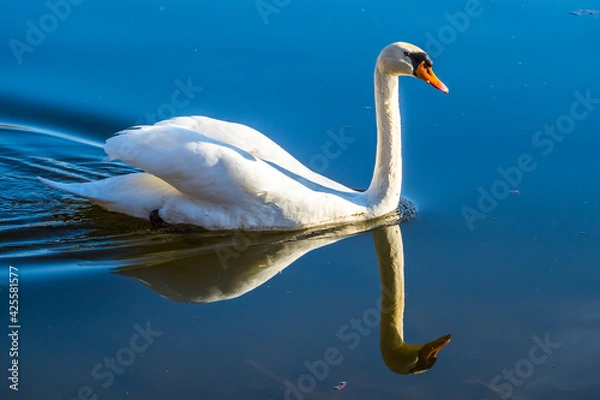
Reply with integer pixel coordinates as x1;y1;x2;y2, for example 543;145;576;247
366;65;402;212
374;225;422;372
375;225;405;345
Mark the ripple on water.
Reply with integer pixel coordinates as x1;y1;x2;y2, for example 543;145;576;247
0;123;146;259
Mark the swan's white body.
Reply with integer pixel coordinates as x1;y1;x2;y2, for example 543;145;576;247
41;42;446;231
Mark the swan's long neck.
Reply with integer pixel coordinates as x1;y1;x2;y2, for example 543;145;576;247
366;65;402;212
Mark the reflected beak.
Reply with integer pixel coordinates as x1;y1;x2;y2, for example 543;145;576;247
422;334;452;359
415;62;449;94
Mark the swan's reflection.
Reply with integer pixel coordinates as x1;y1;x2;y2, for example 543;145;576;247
373;224;451;374
114;209;450;374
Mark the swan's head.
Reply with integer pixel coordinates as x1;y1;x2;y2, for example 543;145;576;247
377;42;449;94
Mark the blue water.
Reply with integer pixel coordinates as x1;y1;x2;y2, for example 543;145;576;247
2;1;600;399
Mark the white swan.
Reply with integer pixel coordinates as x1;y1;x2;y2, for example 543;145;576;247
40;42;448;231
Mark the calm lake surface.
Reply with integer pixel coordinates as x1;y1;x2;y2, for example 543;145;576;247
2;1;599;399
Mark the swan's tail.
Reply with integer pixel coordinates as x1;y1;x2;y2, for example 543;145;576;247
38;176;106;200
39;174;181;220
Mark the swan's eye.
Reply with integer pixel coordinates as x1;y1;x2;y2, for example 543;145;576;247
404;51;410;57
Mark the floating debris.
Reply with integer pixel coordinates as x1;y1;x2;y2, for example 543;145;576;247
334;381;347;390
569;9;598;17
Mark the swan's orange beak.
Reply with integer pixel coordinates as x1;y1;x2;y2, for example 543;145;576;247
415;62;449;94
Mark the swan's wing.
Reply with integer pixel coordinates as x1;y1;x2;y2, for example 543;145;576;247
104;124;306;204
156;116;281;159
153;116;353;192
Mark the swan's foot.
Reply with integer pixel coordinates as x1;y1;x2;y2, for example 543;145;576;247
149;209;170;229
